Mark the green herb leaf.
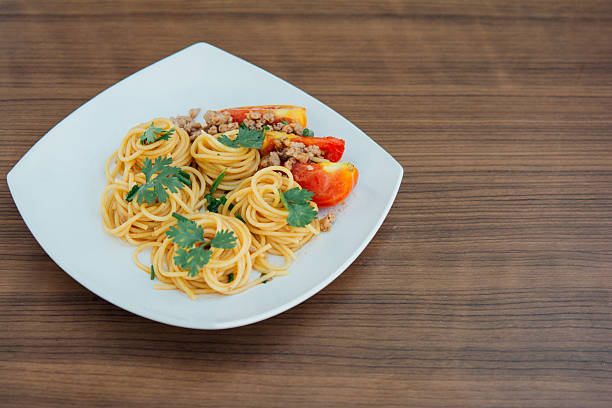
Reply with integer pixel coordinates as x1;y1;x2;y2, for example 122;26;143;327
141;156;173;181
302;128;315;137
218;127;265;149
227;273;234;283
282;187;314;206
209;229;237;249
217;134;240;148
125;184;140;202
205;171;227;213
166;212;238;277
140;122;175;145
166;213;204;248
286;202;317;227
150;265;155;280
126;157;191;205
263;125;271;131
210;171;225;194
174;246;212;277
206;195;226;213
281;120;289;125
279;187;318;227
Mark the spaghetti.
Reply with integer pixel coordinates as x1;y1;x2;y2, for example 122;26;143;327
132;212;270;299
101;166;206;245
221;166;320;276
106;118;192;182
101;106;353;301
190;130;260;191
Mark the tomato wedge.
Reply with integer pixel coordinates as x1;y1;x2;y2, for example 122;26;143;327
291;162;358;207
261;130;345;162
220;105;307;127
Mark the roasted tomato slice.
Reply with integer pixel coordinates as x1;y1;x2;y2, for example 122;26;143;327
261;130;345;162
220;105;307;127
291;162;358;207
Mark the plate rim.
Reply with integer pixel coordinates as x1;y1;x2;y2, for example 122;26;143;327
6;42;404;329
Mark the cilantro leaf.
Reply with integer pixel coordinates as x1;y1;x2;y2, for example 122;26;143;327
125;156;191;205
279;188;318;228
205;171;227;213
209;230;237;249
210;171;225;194
217;127;264;149
125;184;140;202
217;134;239;148
206;195;227;213
282;187;314;206
142;156;173;182
166;213;204;248
166;212;238;277
302;128;315;137
140;122;175;145
174;246;212;277
286;202;318;227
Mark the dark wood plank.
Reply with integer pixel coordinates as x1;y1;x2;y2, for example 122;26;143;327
1;1;611;407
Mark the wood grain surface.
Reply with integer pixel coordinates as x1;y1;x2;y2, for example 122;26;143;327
1;1;612;407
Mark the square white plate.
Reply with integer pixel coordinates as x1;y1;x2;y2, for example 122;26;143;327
7;43;403;329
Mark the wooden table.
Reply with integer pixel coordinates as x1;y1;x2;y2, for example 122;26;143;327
1;1;611;406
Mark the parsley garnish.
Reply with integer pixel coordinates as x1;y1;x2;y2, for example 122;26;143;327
302;128;315;137
150;265;155;280
281;120;289;125
218;126;265;149
278;187;317;227
166;213;237;277
228;273;234;283
263;125;271;131
125;156;191;205
205;171;227;213
140;122;175;145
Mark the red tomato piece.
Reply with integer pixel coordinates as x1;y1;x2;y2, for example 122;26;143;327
291;162;358;207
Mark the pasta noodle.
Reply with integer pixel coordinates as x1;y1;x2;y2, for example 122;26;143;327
100;107;344;301
101;118;204;245
221;166;320;276
106;118;192;182
191;130;260;191
132;212;268;299
101;166;206;245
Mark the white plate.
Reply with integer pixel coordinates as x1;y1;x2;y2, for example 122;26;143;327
7;43;403;329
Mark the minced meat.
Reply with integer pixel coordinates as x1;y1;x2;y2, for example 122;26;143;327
260;136;324;170
171;108;204;141
202;109;304;136
202;110;239;135
319;213;336;232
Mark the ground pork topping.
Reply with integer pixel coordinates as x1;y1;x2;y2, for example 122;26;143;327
319;213;337;232
202;109;303;136
260;136;324;170
171;108;204;141
259;151;281;168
